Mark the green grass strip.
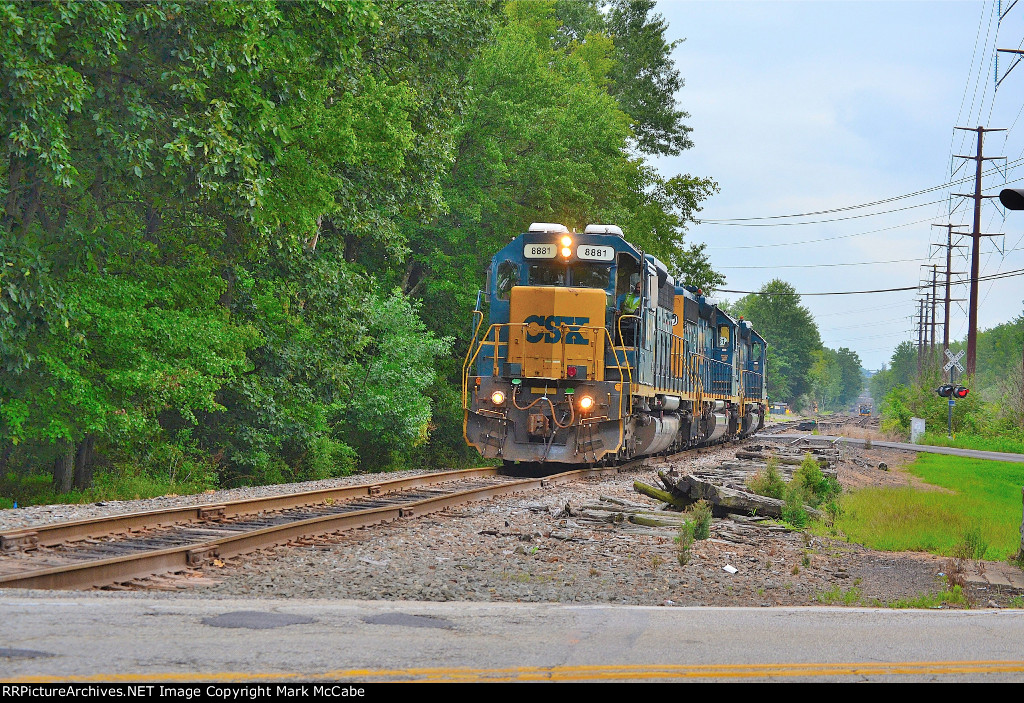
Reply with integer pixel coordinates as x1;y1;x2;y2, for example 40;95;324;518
917;432;1024;455
836;453;1024;560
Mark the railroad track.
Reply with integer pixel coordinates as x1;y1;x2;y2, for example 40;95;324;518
0;464;634;591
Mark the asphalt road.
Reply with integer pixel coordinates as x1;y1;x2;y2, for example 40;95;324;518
3;594;1024;682
759;433;1024;463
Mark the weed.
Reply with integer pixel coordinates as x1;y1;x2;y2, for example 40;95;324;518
1008;595;1024;608
886;586;968;609
823;498;844;529
676;521;695;566
686;499;713;540
801;552;812;568
650;554;664;573
954;527;989;562
815;585;862;606
864;437;873;450
589;567;600;577
791;564;800;575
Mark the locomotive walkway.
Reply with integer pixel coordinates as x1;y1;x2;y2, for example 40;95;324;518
760;433;1024;464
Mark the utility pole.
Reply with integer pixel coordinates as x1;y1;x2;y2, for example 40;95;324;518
921;296;929;374
952;125;1006;376
930;223;969;355
930;265;938;354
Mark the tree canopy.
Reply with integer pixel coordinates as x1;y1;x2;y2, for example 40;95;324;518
0;0;722;502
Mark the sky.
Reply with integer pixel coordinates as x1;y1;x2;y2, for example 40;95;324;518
653;0;1024;370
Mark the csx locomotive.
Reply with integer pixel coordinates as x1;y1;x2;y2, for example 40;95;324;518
463;222;767;466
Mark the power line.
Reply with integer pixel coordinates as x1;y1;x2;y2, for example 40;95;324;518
700;159;1022;223
718;267;1024;296
717;256;926;270
705;216;935;250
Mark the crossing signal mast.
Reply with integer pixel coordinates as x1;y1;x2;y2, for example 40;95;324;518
936;349;967;437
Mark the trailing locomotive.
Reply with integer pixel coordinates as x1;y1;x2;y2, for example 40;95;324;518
463;222;767;465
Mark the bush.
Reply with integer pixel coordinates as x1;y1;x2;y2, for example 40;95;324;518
676;521;695;565
794;453;841;507
782;485;808;528
747;457;786;500
687;499;713;540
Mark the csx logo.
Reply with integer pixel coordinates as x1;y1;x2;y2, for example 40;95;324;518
524;315;590;344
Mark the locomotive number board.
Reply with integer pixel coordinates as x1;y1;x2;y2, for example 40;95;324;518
576;245;614;262
524;243;557;259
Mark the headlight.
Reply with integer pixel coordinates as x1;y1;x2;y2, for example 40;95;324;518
561;236;572;247
491;390;506;405
578;395;594;411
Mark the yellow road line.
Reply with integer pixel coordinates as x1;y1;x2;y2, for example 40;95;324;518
10;660;1024;683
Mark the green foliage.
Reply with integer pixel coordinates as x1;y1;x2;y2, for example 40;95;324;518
815;585;862;606
868;341;917;405
0;0;718;498
917;432;1024;455
794;453;841;507
836;453;1024;560
883;587;968;609
686;499;713;540
953;527;988;562
731;280;822;404
675;519;695;565
879;365;987;437
782;484;808;529
806;347;863;412
746;457;786;500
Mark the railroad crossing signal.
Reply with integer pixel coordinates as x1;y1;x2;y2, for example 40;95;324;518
936;384;969;399
1000;188;1024;210
943;348;965;373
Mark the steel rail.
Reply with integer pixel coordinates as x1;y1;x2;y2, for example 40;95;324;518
0;465;623;591
0;467;500;551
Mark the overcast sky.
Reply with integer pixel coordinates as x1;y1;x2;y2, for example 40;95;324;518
653;0;1024;370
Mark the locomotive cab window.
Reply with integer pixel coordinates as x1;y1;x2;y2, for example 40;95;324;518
572;263;612;290
495;261;519;301
718;325;731;348
527;262;567;286
615;253;639;299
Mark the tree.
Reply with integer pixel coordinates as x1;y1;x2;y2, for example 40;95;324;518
868;341;917;405
731;280;822;403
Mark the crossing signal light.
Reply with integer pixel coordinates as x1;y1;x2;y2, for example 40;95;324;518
952;385;969;399
1000;188;1024;210
936;385;955;397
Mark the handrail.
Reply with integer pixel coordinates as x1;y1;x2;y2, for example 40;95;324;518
463;322;633;421
461;309;486;409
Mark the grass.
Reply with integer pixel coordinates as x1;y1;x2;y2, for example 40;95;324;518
835;453;1024;560
917;432;1024;455
0;468;217;509
880;586;969;609
815;585;862;605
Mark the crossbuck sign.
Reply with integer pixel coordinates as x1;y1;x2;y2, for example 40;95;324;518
943;348;965;374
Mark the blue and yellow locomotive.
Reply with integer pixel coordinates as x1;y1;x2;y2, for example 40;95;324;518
463;222;767;465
